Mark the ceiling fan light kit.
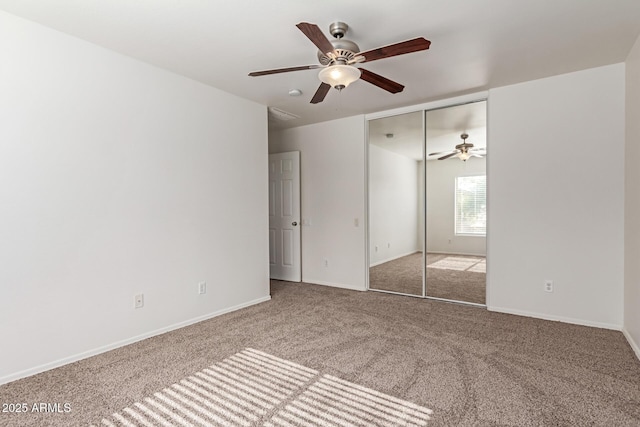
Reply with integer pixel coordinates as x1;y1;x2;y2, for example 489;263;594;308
457;151;471;161
248;21;431;104
318;64;361;90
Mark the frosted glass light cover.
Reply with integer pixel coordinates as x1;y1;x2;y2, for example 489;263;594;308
318;65;361;89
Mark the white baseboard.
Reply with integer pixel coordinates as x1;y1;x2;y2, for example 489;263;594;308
302;279;366;292
622;328;640;361
0;295;271;386
370;250;420;267
487;305;622;331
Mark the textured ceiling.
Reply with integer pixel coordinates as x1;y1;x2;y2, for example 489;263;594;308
1;0;639;129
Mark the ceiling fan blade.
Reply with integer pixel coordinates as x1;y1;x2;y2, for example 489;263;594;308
360;37;431;63
249;65;322;77
428;150;454;156
296;22;335;55
310;83;331;104
359;68;404;93
470;154;485;158
438;152;459;160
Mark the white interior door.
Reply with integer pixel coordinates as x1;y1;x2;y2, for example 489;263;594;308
269;152;301;282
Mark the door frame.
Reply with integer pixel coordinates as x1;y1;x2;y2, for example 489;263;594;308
268;151;301;282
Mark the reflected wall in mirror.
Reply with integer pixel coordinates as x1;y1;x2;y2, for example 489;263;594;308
425;101;487;304
368;111;424;296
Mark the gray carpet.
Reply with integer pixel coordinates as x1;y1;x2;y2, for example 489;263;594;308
1;280;639;426
370;253;486;304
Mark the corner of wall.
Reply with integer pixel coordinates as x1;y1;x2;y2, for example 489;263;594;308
622;328;640;361
624;32;640;360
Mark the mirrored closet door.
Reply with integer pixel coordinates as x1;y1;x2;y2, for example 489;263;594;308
368;111;424;297
424;102;487;305
368;101;487;305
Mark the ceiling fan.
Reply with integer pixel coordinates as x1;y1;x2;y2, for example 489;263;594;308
248;22;431;104
428;133;486;161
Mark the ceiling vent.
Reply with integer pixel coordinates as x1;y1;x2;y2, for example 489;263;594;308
268;107;300;122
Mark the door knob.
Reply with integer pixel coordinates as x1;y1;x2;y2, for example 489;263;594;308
292;221;298;226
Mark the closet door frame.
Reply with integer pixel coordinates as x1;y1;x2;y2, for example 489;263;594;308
365;92;488;307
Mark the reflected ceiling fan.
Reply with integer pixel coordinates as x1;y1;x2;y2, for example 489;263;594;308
429;133;486;161
248;22;431;104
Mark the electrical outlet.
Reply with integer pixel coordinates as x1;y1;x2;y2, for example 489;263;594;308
354;218;359;227
324;259;329;267
134;293;144;308
375;246;378;252
387;242;391;248
544;280;553;293
198;282;207;294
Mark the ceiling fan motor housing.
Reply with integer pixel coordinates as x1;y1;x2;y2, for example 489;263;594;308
456;133;473;152
317;39;361;65
317;22;360;65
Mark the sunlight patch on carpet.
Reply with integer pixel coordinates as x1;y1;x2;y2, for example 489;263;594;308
428;256;485;273
93;348;432;426
466;259;486;273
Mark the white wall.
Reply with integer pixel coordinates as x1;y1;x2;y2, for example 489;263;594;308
426;157;487;255
268;66;627;332
269;117;366;290
624;34;640;357
271;65;627;332
369;144;420;266
488;63;625;328
0;11;270;384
